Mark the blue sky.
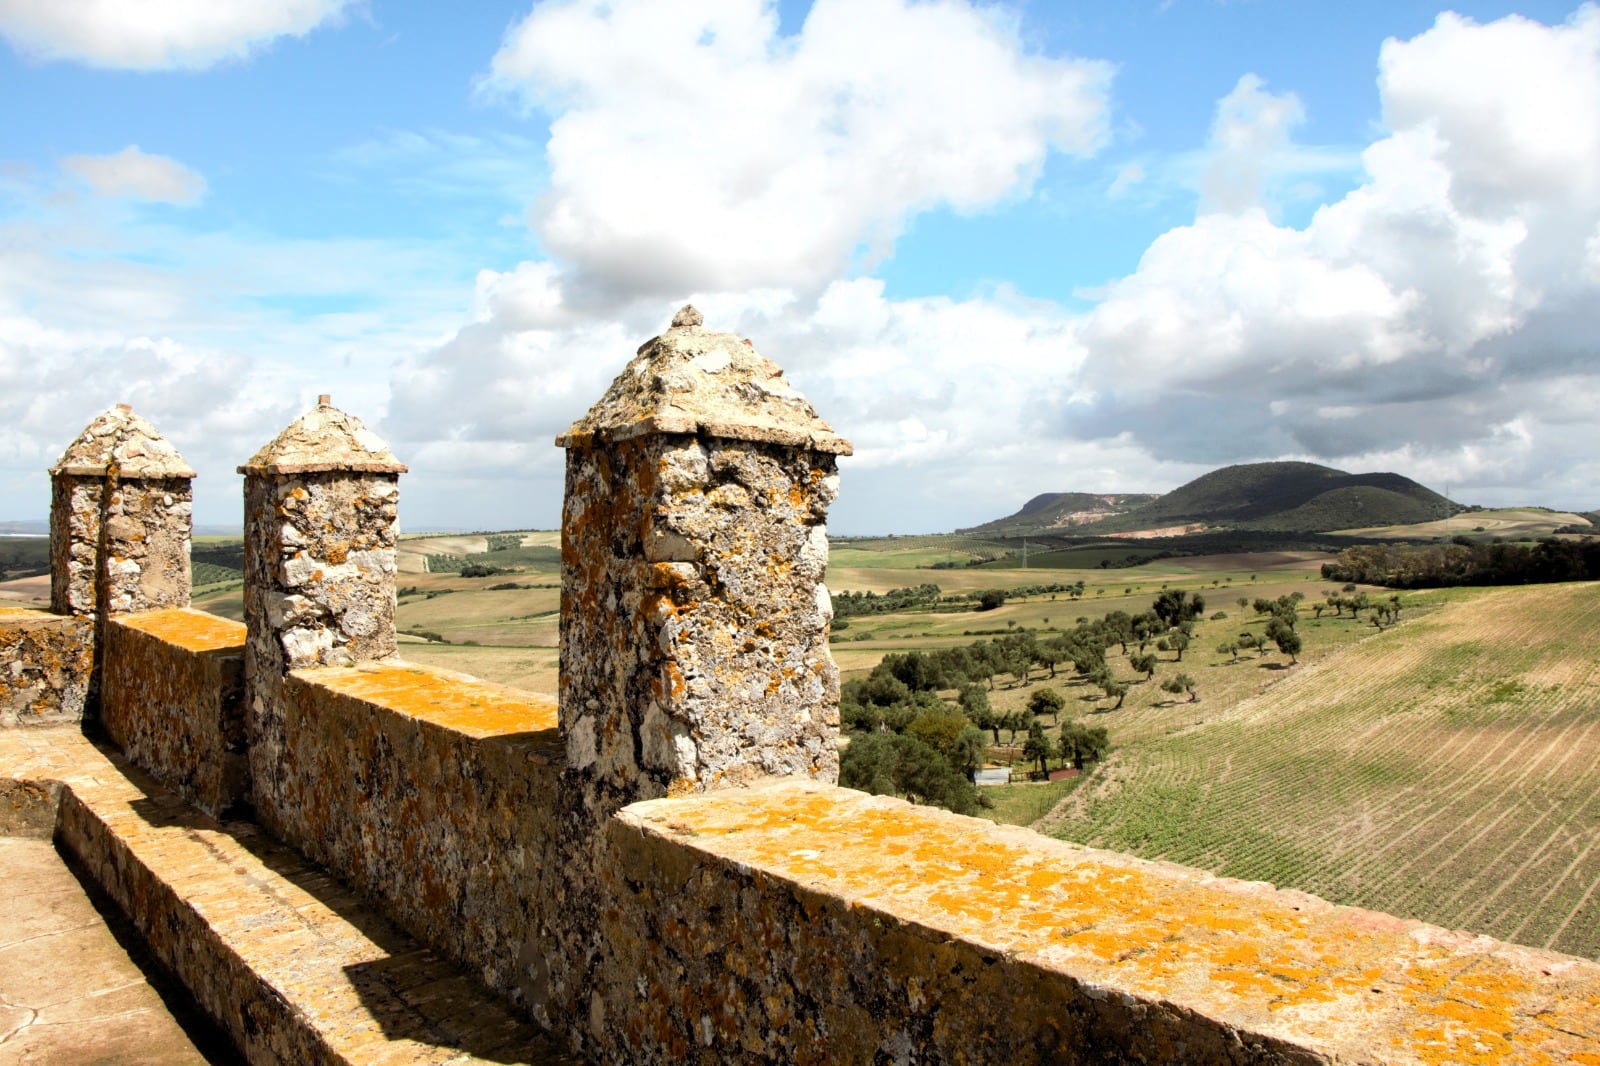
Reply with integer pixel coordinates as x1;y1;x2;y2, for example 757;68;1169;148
2;0;1597;534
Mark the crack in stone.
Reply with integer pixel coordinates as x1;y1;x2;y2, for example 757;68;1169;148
0;917;101;949
0;1006;39;1045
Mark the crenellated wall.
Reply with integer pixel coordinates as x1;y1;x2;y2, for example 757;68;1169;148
4;311;1600;1064
0;607;92;727
99;608;247;817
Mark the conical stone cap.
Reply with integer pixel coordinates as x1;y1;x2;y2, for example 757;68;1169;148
50;403;196;478
557;305;852;455
238;395;407;475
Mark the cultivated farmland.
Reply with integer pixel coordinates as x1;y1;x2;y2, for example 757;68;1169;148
1044;581;1600;958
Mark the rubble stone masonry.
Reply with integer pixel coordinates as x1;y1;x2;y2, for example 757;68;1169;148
0;607;91;726
557;305;850;815
6;318;1600;1064
49;403;194;619
238;396;404;834
100;608;247;817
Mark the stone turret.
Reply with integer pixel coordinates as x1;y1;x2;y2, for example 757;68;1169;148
49;404;195;620
239;395;405;824
557;306;851;812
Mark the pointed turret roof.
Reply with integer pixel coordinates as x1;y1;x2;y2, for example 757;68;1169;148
557;306;851;454
50;404;196;478
238;395;407;475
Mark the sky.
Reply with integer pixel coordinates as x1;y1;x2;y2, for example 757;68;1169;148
2;0;1597;535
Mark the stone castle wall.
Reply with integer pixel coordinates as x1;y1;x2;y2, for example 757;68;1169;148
0;608;91;727
5;320;1600;1064
99;608;247;817
242;468;400;837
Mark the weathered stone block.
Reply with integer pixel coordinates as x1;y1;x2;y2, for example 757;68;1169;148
598;779;1600;1065
272;661;563;1002
0;608;92;726
100;609;247;818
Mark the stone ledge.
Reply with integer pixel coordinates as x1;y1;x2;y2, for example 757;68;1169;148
0;611;92;726
618;779;1600;1065
292;659;560;742
113;607;247;654
102;610;247;817
0;727;580;1065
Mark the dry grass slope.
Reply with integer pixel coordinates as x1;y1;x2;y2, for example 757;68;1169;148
1044;581;1600;958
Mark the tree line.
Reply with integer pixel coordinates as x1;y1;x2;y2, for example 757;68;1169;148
832;580;1092;620
1322;538;1600;588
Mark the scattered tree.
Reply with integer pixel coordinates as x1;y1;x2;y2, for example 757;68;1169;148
1027;688;1067;725
1162;673;1198;702
1023;721;1055;776
1101;678;1129;710
1059;721;1111;771
1153;589;1207;628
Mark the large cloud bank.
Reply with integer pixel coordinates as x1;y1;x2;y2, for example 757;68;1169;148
388;3;1600;530
1063;7;1600;506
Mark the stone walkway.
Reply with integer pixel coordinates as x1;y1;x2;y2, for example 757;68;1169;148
1;727;581;1065
0;836;230;1065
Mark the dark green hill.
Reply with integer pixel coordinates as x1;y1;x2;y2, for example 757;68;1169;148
960;492;1159;536
968;462;1454;536
1100;462;1452;532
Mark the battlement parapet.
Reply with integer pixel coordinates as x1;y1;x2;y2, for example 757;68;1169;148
3;312;1599;1064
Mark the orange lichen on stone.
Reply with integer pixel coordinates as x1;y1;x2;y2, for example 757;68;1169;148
621;779;1600;1064
296;660;557;738
115;608;246;654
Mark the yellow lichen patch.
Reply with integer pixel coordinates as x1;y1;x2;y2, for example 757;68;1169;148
114;608;245;653
297;661;558;738
622;781;1600;1064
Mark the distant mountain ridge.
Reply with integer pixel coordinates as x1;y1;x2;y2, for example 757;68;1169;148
966;462;1455;536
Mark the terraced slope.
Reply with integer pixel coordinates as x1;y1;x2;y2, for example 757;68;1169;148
1044;581;1600;958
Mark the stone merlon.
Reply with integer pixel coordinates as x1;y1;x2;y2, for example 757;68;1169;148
50;403;196;479
238;395;408;475
556;305;852;455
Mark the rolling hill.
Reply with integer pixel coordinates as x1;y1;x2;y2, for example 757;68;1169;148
961;492;1159;536
967;462;1455;536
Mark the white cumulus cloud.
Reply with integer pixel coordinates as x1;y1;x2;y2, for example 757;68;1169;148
1054;5;1600;509
0;314;296;520
61;146;207;205
1201;74;1306;214
0;0;355;69
481;0;1112;307
383;3;1600;531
